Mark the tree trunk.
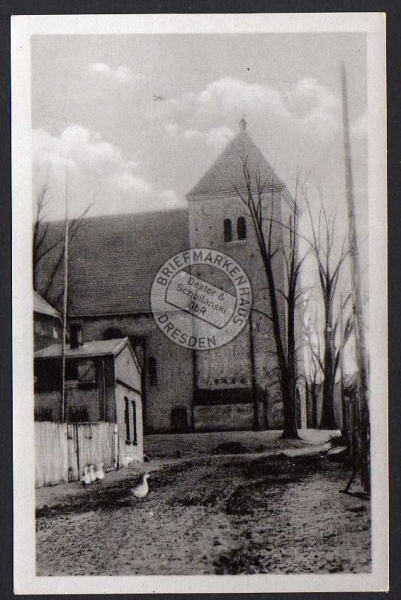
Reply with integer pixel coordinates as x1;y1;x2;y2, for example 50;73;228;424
311;382;318;428
319;296;338;430
319;374;337;429
281;385;299;438
281;366;299;439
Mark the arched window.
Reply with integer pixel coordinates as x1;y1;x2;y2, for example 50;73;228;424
237;216;247;240
224;218;232;243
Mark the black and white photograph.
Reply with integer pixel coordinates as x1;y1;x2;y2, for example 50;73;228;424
12;13;387;594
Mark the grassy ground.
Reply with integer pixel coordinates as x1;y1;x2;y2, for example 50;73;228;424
36;430;370;576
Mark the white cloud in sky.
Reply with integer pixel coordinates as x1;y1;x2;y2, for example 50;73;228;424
33;125;185;218
162;76;342;143
155;189;181;208
88;62;134;85
165;123;179;135
184;126;235;151
34;125;144;185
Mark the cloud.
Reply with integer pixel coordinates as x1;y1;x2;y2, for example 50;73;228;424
184;126;235;151
33;126;145;186
162;76;342;142
33;125;153;213
155;189;184;209
88;62;134;85
33;125;187;218
110;172;151;194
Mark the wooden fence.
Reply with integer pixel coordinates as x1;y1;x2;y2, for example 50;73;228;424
35;421;119;488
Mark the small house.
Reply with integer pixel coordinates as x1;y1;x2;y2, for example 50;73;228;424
34;328;143;464
33;291;63;352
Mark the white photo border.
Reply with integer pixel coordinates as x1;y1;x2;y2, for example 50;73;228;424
12;12;387;594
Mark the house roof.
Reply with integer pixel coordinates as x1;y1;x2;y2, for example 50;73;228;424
34;337;130;359
33;291;62;319
35;209;189;318
187;127;284;199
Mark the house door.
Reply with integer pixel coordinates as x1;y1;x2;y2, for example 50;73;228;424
171;407;188;433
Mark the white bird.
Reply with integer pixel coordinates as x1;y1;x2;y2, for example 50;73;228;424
122;456;134;468
130;473;150;499
81;465;91;486
89;464;97;483
94;463;105;483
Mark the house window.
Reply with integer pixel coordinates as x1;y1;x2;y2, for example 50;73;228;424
237;217;247;240
34;407;53;422
124;397;131;442
224;218;232;243
68;407;89;423
132;400;138;445
149;357;158;386
66;359;96;384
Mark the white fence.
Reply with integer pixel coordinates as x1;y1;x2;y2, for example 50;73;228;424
35;421;119;488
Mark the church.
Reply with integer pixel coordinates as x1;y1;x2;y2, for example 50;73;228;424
36;120;306;434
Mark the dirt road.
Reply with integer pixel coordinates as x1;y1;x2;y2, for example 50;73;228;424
36;453;370;575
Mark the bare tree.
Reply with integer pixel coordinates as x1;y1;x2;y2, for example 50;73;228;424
233;161;308;439
306;198;350;430
304;299;353;430
33;184;92;307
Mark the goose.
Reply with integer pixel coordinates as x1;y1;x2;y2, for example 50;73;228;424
94;463;105;483
122;455;134;468
81;465;91;486
130;473;150;499
89;464;97;483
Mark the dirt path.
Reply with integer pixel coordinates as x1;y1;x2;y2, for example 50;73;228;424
36;454;370;575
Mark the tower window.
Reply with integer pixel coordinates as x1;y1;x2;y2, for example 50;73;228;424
148;356;158;386
224;218;232;243
237;216;247;240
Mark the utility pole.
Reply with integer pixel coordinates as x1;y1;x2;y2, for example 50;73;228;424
341;63;370;493
339;293;346;434
61;168;69;423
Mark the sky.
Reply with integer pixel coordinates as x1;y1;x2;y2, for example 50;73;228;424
31;32;369;376
31;32;367;222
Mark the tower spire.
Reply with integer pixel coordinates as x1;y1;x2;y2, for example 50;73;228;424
240;113;247;131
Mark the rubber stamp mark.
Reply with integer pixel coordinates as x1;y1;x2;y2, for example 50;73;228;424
151;248;252;350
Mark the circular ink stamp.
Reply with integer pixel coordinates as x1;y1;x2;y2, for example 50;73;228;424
150;248;252;350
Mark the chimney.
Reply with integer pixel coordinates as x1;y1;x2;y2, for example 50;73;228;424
70;323;83;350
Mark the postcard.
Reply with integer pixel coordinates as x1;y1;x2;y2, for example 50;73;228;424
12;13;387;594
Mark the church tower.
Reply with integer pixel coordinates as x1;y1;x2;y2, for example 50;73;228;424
187;120;295;431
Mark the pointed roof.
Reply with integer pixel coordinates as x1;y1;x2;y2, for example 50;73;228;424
187;126;284;199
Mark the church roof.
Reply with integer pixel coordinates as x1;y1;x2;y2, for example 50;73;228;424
35;209;189;318
187;126;284;199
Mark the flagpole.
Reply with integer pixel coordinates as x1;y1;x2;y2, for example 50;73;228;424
341;63;370;492
61;167;69;423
